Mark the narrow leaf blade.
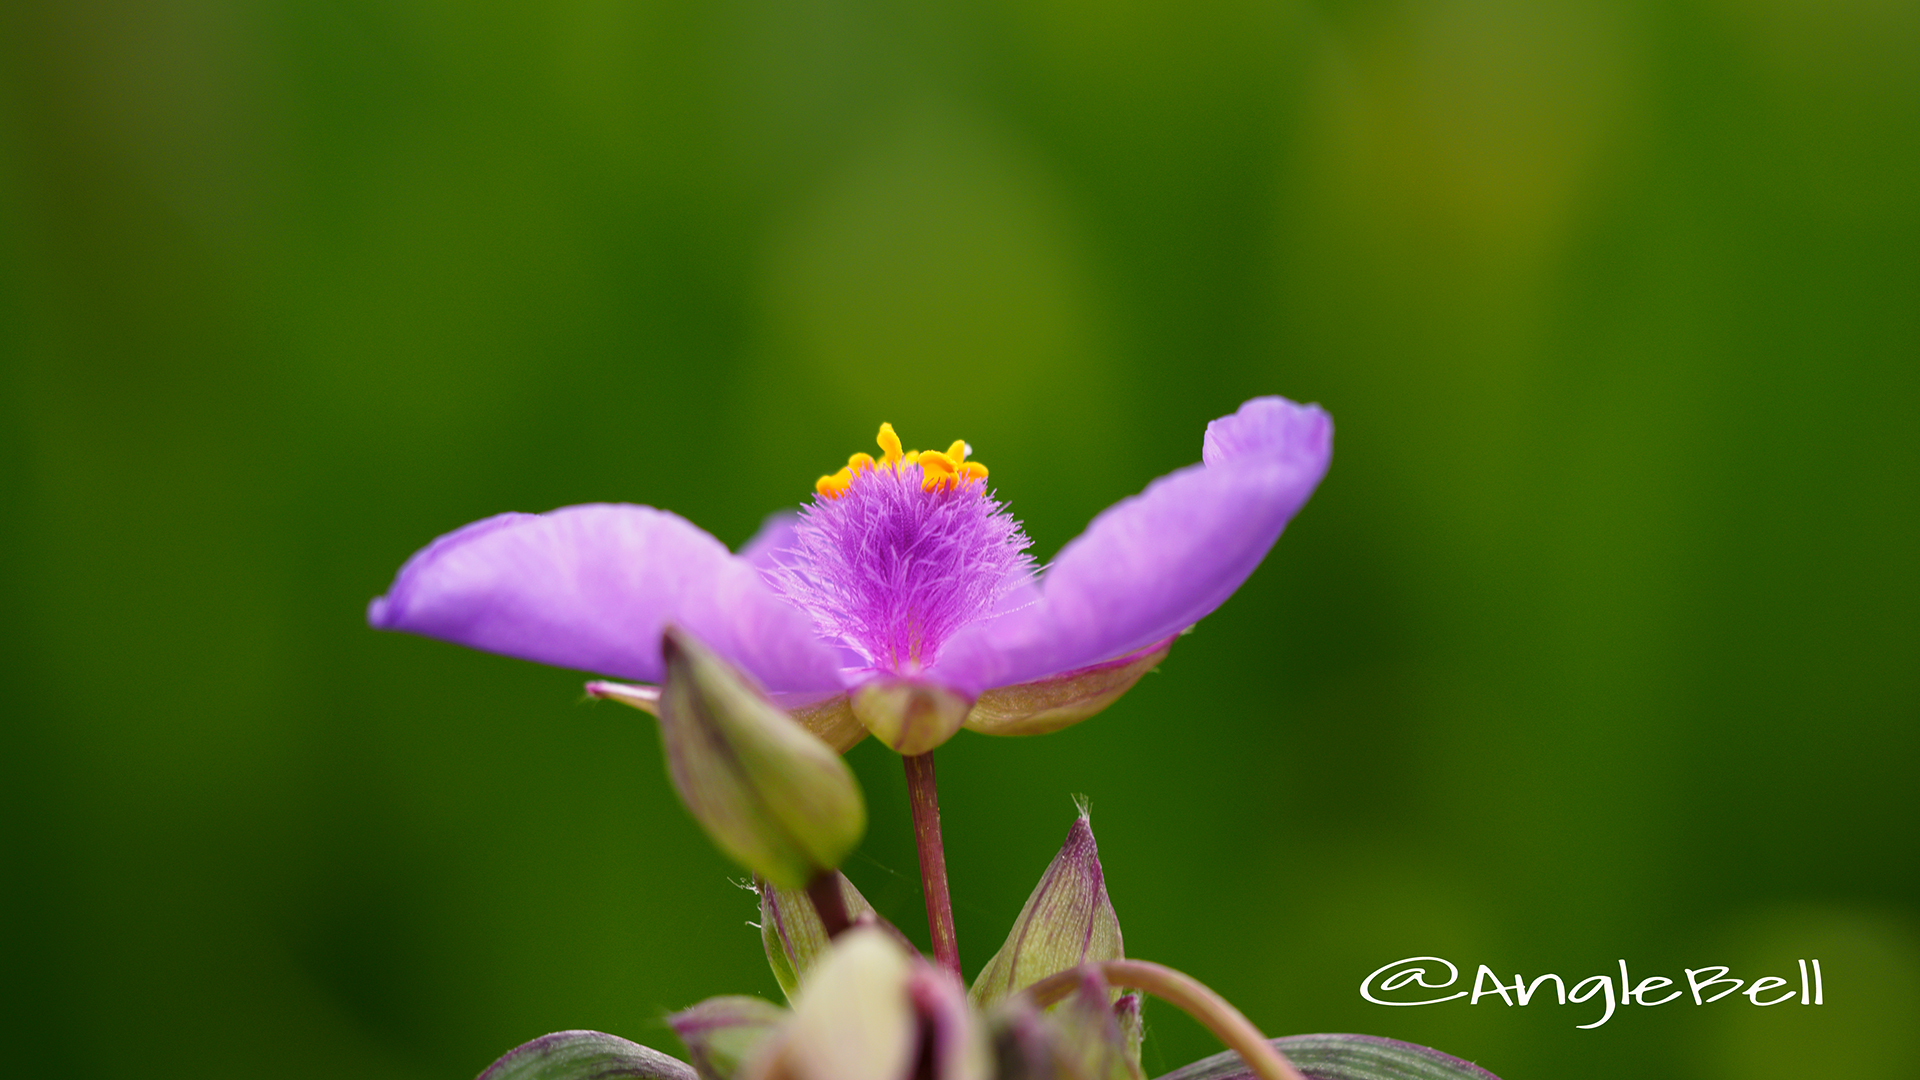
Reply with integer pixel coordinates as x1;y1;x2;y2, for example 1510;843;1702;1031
478;1030;698;1080
1152;1033;1500;1080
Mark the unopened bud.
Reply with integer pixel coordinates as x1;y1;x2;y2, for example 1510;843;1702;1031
908;965;992;1080
657;627;866;888
850;678;971;755
971;810;1123;1009
759;872;914;1002
1113;993;1144;1076
742;928;919;1080
1043;970;1142;1080
984;976;1141;1080
669;996;788;1080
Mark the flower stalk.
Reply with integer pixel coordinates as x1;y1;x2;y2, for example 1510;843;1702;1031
904;752;961;978
1024;959;1308;1080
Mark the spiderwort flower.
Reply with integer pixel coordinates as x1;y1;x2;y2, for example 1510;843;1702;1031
367;396;1331;754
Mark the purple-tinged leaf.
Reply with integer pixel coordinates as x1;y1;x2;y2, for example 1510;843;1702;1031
1152;1034;1501;1080
476;1030;695;1080
669;996;788;1080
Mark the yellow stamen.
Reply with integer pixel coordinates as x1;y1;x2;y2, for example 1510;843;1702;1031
918;450;957;491
876;423;905;467
816;467;854;499
813;424;990;498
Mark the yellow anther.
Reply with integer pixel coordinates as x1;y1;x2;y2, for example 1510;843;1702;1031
813;425;986;499
918;450;957;491
876;423;904;467
815;468;853;499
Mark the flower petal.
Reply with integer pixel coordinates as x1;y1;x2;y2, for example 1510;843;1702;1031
934;398;1331;690
368;504;841;691
737;511;800;571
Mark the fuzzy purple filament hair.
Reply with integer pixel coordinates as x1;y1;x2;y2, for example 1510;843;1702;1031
768;462;1035;675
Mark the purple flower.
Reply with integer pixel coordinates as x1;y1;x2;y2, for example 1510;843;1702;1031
368;396;1331;752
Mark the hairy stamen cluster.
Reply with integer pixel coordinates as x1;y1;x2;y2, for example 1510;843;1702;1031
770;425;1034;673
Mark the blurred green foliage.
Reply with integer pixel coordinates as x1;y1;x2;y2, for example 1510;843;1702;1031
2;1;1915;1078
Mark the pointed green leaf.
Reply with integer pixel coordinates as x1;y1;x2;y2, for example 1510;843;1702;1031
1151;1033;1502;1080
477;1030;696;1080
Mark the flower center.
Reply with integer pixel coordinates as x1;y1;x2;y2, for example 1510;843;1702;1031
813;422;990;498
768;424;1035;675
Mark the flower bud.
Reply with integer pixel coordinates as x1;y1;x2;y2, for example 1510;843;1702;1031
907;964;992;1080
970;810;1123;1009
657;627;865;889
850;678;971;755
1113;993;1144;1075
757;871;902;1002
984;977;1142;1080
1042;970;1142;1080
742;928;919;1080
669;996;789;1080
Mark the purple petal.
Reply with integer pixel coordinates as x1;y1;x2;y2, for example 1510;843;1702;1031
368;504;841;691
737;510;800;571
1202;394;1329;468
934;398;1330;690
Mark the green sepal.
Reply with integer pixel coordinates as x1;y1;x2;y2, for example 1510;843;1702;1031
971;811;1123;1009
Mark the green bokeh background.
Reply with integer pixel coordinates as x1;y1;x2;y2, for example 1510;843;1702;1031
3;1;1916;1078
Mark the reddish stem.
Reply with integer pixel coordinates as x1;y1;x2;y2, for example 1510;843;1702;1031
903;752;961;978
